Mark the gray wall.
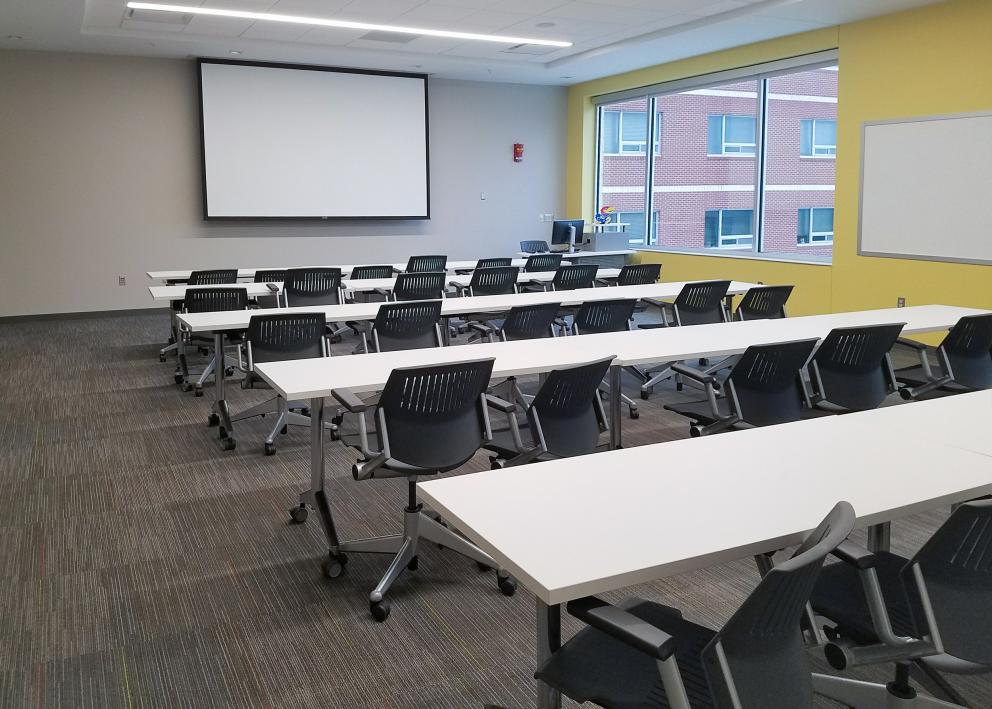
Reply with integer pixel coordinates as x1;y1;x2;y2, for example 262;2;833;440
0;50;567;316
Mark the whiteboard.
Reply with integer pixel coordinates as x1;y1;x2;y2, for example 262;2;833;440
199;60;429;220
859;112;992;265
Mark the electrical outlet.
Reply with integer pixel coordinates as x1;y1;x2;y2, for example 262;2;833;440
480;192;486;201
897;297;906;307
538;213;554;222
118;275;127;286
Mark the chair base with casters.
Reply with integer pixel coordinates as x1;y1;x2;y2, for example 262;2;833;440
229;395;334;456
177;335;241;396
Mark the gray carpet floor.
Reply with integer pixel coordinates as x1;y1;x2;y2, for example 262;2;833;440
1;311;988;708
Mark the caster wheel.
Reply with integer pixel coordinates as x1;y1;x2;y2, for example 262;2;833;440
181;382;193;393
207;413;220;427
407;556;419;571
324;554;347;579
331;415;343;427
222;437;237;451
280;425;288;435
329;335;343;345
159;354;167;363
640;390;650;400
289;505;308;524
330;428;340;441
490;457;506;470
676;383;684;392
225;367;234;377
498;576;517;596
899;388;912;401
194;387;204;398
476;561;493;572
689;426;702;438
264;442;276;456
218;426;228;439
629;410;640;420
370;600;391;622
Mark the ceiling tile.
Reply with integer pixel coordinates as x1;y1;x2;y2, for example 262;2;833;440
392;2;479;26
184;14;257;36
339;0;429;21
485;0;568;13
541;2;677;24
267;0;352;14
239;20;313;40
296;24;369;44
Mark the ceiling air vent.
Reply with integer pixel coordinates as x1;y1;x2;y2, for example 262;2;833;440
359;31;417;43
125;8;193;25
500;43;558;56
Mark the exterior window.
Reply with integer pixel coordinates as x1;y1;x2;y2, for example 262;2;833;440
705;209;754;249
800;119;837;156
601;111;661;155
618;211;659;245
797;207;834;244
708;114;756;155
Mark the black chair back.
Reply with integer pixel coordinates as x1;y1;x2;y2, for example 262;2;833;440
247;313;325;365
703;501;855;709
941;314;992;389
572;299;638;335
378;358;495;471
736;285;794;320
371;300;443;353
552;264;598;291
468;266;519;296
520;240;549;253
615;263;661;286
392;271;446;301
405;255;447;273
727;339;818;427
253;269;286;283
189;269;238;285
907;499;992;665
184;287;249;313
524;254;563;272
283;268;343;307
529;357;613;458
811;323;904;411
500;303;560;341
673;280;731;326
476;258;512;269
350;265;394;280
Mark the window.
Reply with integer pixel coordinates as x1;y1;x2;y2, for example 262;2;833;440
618;211;659;245
797;207;834;244
601;110;661;155
705;209;754;249
800;119;837;156
708;114;756;155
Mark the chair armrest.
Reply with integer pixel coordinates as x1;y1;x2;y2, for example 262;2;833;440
830;540;878;570
671;362;716;386
566;596;677;661
353;451;388;481
468;322;494;335
895;337;929;351
485;394;517;414
332;388;369;412
373;287;392;297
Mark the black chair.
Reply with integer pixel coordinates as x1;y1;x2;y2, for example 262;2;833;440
520;240;550;253
735;284;794;320
571;299;640;419
283;267;349;339
664;338;819;436
551;264;599;291
189;269;238;285
233;313;328;456
524;253;563;272
468;302;560;343
455;257;512;276
536;501;855;709
459;266;519;297
178;287;250;396
252;269;286;309
613;263;661;287
349;265;394;280
896;314;992;399
636;280;732;398
362;300;444;353
806;323;905;413
810;499;992;708
331;358;516;621
387;271;447;301
405;255;447;273
484;357;613;468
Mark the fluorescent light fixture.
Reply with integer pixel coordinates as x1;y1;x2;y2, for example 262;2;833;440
126;2;573;48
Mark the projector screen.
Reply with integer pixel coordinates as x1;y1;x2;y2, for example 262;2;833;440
198;59;429;220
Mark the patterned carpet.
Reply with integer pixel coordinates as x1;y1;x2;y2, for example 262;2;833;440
1;311;988;708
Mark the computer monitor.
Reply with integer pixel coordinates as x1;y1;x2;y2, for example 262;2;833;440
551;220;585;252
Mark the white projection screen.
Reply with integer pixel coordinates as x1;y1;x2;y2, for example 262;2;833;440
198;60;429;220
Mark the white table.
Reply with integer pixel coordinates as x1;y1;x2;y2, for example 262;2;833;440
341;268;622;294
417;390;992;708
148;282;281;302
147;259;540;282
516;249;635;269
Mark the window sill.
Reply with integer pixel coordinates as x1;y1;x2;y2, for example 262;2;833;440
636;246;832;266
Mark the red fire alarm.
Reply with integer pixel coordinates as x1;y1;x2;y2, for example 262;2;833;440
513;143;524;162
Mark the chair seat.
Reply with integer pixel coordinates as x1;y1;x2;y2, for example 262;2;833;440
485;425;557;463
663;398;730;425
810;551;919;644
536;599;717;709
895;365;970;392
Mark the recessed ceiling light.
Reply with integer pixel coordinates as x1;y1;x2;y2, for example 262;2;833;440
6;34;23;40
559;75;573;79
536;22;555;28
229;50;242;55
126;2;572;47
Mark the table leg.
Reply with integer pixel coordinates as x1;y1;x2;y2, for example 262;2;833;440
536;599;561;709
867;522;891;553
212;332;236;450
306;397;344;561
609;364;622;450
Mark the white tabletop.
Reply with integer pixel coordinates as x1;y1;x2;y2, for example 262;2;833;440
515;249;635;258
147;259;538;282
341;268;623;293
418;391;992;605
177;281;760;334
254;305;984;401
148;282;281;302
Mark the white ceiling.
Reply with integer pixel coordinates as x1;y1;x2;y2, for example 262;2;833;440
1;0;944;84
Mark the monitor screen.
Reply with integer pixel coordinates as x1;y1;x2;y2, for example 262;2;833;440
551;220;585;246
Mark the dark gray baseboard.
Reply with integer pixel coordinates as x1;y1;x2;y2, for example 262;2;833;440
0;307;169;323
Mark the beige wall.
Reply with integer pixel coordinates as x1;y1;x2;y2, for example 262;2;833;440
0;50;567;316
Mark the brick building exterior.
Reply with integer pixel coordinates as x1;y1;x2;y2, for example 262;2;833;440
596;68;837;257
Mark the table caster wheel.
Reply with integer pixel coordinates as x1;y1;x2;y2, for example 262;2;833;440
324;554;347;579
689;426;702;438
222;437;237;451
207;413;220;427
194;386;204;398
225;367;234;377
218;426;228;439
407;556;419;571
264;442;276;456
370;600;391;622
280;425;288;435
629;409;640;420
476;561;492;572
640;389;650;400
331;415;343;427
498;575;517;596
289;505;308;524
181;382;193;393
490;457;506;470
159;354;167;363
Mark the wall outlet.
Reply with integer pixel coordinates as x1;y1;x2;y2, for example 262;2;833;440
539;213;554;222
480;192;486;201
118;275;127;286
897;296;906;307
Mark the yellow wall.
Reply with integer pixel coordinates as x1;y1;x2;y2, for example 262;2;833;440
567;0;991;319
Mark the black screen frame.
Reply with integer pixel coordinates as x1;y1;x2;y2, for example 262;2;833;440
197;58;430;222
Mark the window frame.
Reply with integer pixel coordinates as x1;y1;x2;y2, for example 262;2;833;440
709;114;757;157
707;209;755;249
801;118;837;158
600;110;661;156
797;207;835;245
